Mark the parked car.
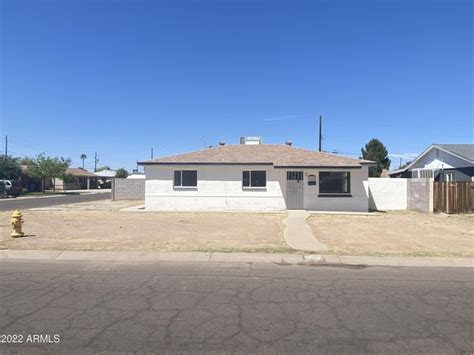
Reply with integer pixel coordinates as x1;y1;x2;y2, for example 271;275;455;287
0;180;21;197
98;180;112;189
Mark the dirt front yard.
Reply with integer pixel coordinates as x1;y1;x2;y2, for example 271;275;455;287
307;211;474;257
0;204;288;253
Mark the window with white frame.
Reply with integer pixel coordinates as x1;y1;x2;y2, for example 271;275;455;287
174;170;197;187
414;169;434;179
242;171;266;188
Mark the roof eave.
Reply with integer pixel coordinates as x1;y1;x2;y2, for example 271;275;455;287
138;161;273;166
274;165;362;169
387;168;406;176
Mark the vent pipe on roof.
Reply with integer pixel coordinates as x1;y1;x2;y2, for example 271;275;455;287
285;140;292;146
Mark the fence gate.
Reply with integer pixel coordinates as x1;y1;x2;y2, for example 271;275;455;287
433;182;472;214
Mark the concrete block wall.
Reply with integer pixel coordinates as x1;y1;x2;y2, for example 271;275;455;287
144;165;286;211
407;178;433;213
368;178;407;211
112;178;145;201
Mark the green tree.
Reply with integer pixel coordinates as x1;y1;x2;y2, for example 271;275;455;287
24;154;71;192
80;154;87;169
115;168;128;178
61;173;76;184
96;165;111;172
0;156;22;181
360;139;391;177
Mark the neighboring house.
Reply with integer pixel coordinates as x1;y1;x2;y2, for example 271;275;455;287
388;144;474;181
127;173;145;179
94;169;117;188
54;168;98;190
139;138;375;212
20;165;44;192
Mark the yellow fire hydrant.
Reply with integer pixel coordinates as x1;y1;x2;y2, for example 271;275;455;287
11;210;25;238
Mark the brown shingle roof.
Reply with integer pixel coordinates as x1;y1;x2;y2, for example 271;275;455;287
65;168;98;177
140;144;374;168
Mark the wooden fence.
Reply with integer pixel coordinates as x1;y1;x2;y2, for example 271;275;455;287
433;182;472;214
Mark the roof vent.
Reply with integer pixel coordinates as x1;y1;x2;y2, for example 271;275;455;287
240;136;262;145
218;141;226;146
285;140;292;146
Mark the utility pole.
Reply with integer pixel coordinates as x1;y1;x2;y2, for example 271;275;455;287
399;157;402;169
318;115;322;152
151;147;154;159
4;135;7;157
94;152;98;172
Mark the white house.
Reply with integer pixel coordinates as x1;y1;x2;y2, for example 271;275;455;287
388;144;474;181
139;139;375;212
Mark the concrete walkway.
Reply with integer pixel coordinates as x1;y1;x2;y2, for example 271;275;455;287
283;210;329;251
0;250;472;267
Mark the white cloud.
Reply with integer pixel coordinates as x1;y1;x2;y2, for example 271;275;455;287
388;153;419;160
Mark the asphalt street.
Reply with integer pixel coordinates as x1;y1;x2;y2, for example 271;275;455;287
0;192;110;212
0;259;472;354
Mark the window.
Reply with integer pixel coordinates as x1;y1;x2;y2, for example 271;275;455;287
174;170;197;187
243;171;266;188
319;172;350;194
413;169;434;179
420;170;433;178
307;174;316;186
287;171;303;181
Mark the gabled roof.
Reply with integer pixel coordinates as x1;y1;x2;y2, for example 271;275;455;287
434;144;474;163
139;144;374;168
388;143;474;176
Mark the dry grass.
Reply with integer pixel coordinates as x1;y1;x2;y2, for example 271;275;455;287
307;211;474;257
0;204;289;253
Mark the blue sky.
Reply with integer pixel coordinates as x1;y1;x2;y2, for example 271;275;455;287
1;0;472;171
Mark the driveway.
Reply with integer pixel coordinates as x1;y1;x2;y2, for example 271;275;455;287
0;192;111;212
0;259;472;353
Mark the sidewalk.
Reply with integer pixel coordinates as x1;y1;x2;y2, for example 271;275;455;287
0;250;472;267
283;210;329;251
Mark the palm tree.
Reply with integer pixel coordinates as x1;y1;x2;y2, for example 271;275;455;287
80;154;87;169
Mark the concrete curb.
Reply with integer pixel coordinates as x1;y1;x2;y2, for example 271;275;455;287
0;250;472;267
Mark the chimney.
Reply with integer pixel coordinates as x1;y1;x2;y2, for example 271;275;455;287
285;140;293;146
240;136;262;145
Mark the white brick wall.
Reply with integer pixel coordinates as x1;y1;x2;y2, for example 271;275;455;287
144;165;370;212
304;166;370;212
145;165;286;211
368;178;407;210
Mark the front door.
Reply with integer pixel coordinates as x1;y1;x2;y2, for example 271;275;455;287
286;171;304;209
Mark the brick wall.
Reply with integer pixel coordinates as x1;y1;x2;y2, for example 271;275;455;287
112;178;145;201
